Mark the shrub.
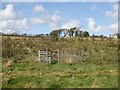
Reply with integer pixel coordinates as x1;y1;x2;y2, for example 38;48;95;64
50;60;58;65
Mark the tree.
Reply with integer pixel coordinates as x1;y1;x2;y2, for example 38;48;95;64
92;34;95;37
99;35;104;38
57;29;62;37
78;30;83;37
75;30;78;37
69;27;76;38
63;29;69;37
22;33;27;37
83;31;89;37
50;30;59;41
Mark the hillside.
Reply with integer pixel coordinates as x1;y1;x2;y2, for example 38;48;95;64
2;35;119;88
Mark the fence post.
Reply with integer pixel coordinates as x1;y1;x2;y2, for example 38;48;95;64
38;50;40;62
46;50;48;63
57;50;60;62
48;51;51;63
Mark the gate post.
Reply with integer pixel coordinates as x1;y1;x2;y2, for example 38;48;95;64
38;50;41;62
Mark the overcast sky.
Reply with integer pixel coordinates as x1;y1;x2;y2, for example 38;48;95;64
0;1;118;36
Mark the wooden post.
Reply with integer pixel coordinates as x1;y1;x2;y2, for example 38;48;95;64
48;51;51;63
46;50;48;63
57;50;60;62
38;50;40;62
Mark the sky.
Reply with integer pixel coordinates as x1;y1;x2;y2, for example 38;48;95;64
0;1;118;36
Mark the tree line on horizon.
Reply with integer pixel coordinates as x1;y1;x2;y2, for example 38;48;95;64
1;27;108;40
50;27;89;41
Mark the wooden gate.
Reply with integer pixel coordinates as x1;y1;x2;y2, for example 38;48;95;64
38;50;59;63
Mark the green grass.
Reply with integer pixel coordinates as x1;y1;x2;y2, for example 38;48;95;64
2;61;118;88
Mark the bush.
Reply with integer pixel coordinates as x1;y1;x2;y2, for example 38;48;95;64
50;60;58;65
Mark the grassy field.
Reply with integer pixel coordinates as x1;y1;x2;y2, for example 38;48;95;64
2;36;119;88
2;61;118;88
